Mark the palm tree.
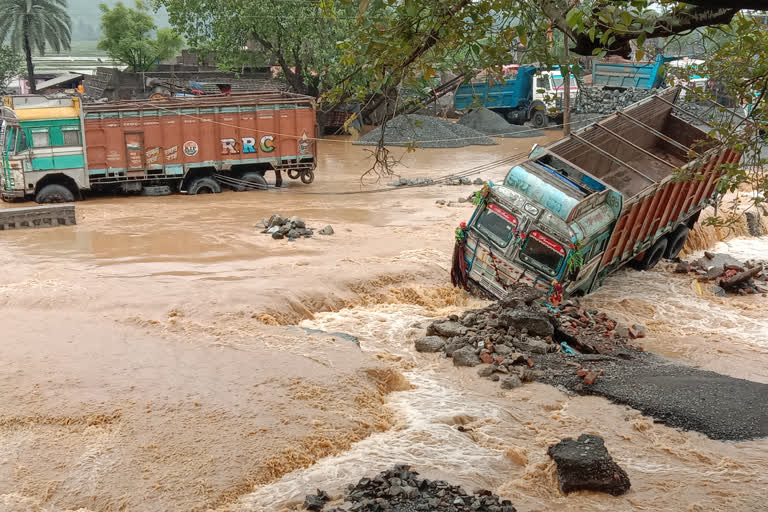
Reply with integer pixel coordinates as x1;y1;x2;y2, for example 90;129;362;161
0;0;72;94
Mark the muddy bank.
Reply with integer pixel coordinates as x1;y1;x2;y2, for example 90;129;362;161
420;287;768;440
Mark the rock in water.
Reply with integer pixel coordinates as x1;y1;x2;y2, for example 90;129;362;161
303;489;330;510
414;336;445;353
547;434;631;496
427;320;467;338
319;225;334;235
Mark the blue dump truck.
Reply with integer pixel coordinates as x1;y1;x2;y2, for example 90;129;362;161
451;87;738;300
592;54;680;90
454;67;550;128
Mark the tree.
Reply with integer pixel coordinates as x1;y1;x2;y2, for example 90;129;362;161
158;0;364;98
0;0;72;94
98;1;183;73
0;45;23;93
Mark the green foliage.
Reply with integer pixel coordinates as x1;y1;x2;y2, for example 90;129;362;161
158;0;364;98
669;14;768;226
0;0;72;93
98;1;183;72
0;44;23;92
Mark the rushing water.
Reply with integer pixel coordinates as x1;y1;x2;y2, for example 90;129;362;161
1;136;767;511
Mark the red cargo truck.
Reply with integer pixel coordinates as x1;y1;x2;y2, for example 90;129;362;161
1;91;317;202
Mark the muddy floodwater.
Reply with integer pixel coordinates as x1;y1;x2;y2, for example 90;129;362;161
1;134;767;512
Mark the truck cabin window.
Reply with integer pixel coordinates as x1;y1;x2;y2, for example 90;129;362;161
520;231;565;276
475;204;518;248
17;130;27;152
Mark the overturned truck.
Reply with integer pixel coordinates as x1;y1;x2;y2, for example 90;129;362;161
453;87;738;299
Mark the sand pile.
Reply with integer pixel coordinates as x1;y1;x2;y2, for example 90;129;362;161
354;114;496;148
458;107;546;138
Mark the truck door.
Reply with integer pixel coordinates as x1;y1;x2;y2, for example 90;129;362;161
124;131;145;176
565;235;609;294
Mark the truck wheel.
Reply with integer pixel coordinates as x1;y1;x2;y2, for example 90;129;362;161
287;169;301;180
635;238;668;271
35;184;75;204
235;172;268;191
187;176;221;195
531;110;547;128
300;170;315;184
665;226;690;259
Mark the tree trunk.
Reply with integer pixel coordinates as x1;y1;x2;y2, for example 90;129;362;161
23;33;36;94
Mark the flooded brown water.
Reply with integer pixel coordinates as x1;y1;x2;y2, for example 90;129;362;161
1;134;767;511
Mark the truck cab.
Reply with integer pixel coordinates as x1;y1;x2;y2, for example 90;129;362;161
533;69;578;115
463;146;620;298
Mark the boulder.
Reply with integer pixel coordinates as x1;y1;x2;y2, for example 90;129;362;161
427;321;467;338
319;225;335;235
268;214;285;228
415;336;445;353
547;434;631;496
444;339;467;357
517;337;551;354
499;310;554;338
628;324;647;339
289;216;306;229
452;346;481;367
477;365;495;377
272;232;285;240
500;375;522;389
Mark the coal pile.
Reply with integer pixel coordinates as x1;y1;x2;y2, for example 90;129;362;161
308;465;517;511
354;114;497;148
259;214;334;241
458;108;545;138
675;251;768;296
548;434;631;496
415;284;642;389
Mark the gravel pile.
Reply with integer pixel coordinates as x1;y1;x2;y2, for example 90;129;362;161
259;214;334;240
354;114;496;148
458;108;545;138
306;465;517;511
576;86;655;114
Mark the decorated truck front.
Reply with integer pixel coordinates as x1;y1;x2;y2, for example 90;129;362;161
453;87;737;301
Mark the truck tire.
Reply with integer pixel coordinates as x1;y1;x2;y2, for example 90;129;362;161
187;176;221;195
530;110;547;128
300;170;315;184
35;184;75;204
235;172;268;191
665;225;690;259
635;237;668;271
287;169;301;180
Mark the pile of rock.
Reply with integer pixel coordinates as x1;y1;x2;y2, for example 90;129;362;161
388;178;435;187
575;86;655;115
354;114;497;148
675;251;768;296
390;177;485;188
306;465;517;511
457;107;545;138
415;285;643;388
259;214;334;240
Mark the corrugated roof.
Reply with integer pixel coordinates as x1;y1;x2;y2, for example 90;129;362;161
36;73;84;91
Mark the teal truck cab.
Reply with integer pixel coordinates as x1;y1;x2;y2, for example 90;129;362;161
454;87;738;299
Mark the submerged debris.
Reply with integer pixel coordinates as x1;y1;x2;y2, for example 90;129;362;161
548;434;631;496
354;114;497;148
308;464;517;511
676;252;768;295
259;214;334;240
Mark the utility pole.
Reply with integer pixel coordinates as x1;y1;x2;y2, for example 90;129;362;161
563;32;571;136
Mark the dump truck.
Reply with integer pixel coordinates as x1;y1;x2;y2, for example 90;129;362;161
592;54;682;90
1;91;317;203
452;87;738;299
454;67;550;128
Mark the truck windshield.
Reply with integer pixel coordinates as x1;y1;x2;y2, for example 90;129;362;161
520;231;566;276
475;203;518;248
